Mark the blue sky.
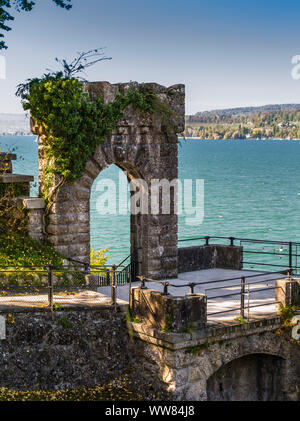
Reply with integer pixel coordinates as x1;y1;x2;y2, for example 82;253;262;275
1;0;300;114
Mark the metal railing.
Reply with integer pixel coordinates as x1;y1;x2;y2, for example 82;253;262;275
65;248;139;285
178;235;300;274
205;273;286;320
0;249;139;312
136;270;289;323
0;263;129;311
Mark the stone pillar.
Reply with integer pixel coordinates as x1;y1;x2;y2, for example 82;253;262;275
276;278;300;307
19;197;45;242
130;286;207;332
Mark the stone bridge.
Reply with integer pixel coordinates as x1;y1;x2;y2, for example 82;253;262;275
129;316;297;400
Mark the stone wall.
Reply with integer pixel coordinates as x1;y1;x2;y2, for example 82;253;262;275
0;307;130;391
178;244;243;273
31;82;185;279
1;305;299;400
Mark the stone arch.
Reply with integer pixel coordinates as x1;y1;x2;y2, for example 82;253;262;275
32;81;185;279
181;332;289;400
203;332;287;379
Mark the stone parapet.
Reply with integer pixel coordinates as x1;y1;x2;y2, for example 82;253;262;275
178;244;243;272
0;174;34;183
127;315;281;351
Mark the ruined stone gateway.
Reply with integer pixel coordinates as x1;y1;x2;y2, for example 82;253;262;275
31;81;185;279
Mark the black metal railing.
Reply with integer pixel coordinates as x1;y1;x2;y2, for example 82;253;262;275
65;248;139;286
0;263;126;311
178;235;300;274
136;270;288;323
205;273;286;320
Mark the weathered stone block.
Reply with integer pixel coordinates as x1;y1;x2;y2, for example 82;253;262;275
49;213;77;225
276;278;300;307
130;287;206;332
47;224;69;235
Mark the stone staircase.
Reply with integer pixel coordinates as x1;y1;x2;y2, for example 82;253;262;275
0;152;45;241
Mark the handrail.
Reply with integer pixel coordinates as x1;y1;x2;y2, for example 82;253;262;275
137;270;288;293
117;253;132;268
136;271;290;320
178;235;300;246
204;275;288;293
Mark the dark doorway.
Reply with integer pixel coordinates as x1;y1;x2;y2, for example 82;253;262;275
207;354;284;401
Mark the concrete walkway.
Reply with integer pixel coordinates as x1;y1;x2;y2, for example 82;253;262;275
99;268;288;323
0;290;128;312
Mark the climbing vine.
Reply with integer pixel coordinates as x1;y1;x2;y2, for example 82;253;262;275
16;60;175;210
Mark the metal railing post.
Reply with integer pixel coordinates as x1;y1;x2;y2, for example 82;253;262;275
162;282;169;296
240;276;245;319
229;237;235;246
204;236;210;246
187;283;196;295
111;265;117;310
48;264;53;313
289;242;293;275
106;269;110;286
247;284;250;321
84;263;90;276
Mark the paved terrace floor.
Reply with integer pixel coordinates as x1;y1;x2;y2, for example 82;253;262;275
99;268;288;323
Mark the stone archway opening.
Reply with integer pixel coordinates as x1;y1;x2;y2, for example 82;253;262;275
90;164;130;265
206;353;285;401
90;162;147;271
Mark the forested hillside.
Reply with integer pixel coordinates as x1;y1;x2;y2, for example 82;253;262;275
185;104;300;139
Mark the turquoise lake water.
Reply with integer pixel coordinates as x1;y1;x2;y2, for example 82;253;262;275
1;136;300;265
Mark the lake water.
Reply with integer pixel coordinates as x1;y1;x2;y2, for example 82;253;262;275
1;136;300;265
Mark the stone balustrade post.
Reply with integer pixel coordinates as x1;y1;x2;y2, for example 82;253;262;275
130;286;207;332
276;278;300;307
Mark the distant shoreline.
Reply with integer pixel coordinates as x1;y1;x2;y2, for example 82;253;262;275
2;134;300;141
180;136;300;140
0;133;32;137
